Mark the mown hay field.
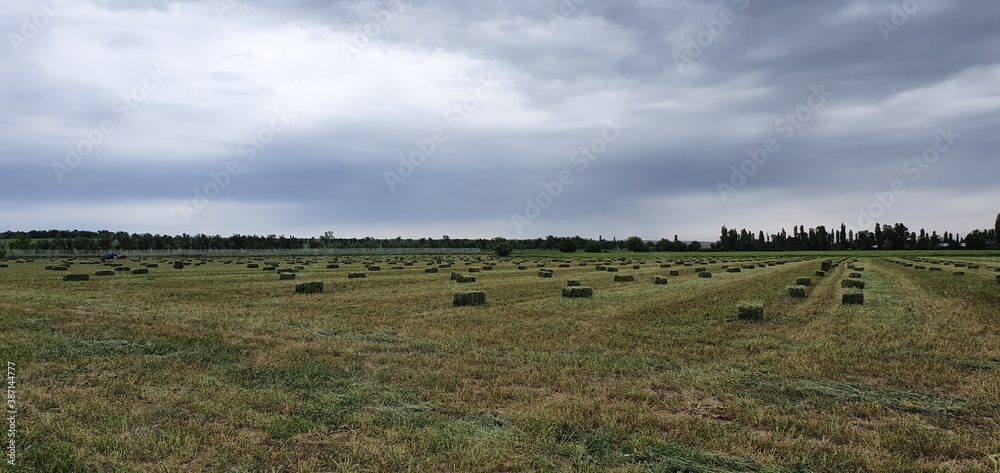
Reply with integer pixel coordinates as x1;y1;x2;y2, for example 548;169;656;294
1;253;998;472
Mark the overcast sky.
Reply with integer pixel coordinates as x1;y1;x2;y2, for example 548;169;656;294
2;1;998;240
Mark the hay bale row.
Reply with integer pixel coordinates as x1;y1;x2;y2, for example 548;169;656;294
280;273;296;280
652;276;668;285
849;272;863;279
613;275;634;282
132;269;149;275
669;270;680;277
425;268;439;274
454;292;486;306
63;274;90;281
699;272;712;278
538;271;553;278
815;271;826;277
562;287;593;298
727;268;741;273
566;280;581;287
455;274;476;283
348;273;366;279
796;277;812;286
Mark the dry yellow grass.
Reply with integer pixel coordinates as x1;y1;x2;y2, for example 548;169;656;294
0;254;997;472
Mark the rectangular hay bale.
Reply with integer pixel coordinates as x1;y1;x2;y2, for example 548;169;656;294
842;292;864;305
454;292;486;306
786;286;807;299
562;287;593;298
738;304;764;321
841;279;865;289
295;282;323;294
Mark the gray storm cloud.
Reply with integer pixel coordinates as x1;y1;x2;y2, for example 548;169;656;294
1;0;998;239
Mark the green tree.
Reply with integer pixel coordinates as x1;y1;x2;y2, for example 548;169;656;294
964;230;987;249
654;238;672;252
995;213;1000;245
494;242;513;257
625;236;648;252
558;239;578;253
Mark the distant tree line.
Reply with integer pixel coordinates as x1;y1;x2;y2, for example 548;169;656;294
0;230;499;252
712;222;997;251
0;230;693;254
1;220;997;254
